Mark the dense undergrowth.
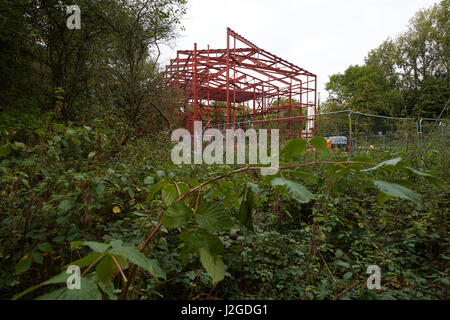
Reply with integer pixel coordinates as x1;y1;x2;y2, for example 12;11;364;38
0;111;448;300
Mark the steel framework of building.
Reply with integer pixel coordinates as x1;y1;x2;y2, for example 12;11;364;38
164;28;317;137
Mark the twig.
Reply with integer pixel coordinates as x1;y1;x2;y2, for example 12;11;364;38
173;181;181;195
335;279;364;299
318;251;336;283
81;253;106;277
194;188;201;211
112;255;128;283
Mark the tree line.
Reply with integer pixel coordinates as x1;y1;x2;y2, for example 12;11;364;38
324;0;449;119
0;0;186;131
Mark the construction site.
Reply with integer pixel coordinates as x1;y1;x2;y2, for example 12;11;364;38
164;28;317;138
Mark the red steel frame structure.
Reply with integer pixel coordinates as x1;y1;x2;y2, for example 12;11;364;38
164;28;317;137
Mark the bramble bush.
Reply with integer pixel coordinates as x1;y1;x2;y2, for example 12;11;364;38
0;113;448;300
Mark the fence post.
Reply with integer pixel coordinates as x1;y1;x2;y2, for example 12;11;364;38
348;109;352;159
418;118;424;160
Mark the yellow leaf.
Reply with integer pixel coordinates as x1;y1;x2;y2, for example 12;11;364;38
112;206;121;214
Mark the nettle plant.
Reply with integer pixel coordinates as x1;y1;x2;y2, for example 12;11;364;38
14;137;442;300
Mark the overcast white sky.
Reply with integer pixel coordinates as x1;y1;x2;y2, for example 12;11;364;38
159;0;439;100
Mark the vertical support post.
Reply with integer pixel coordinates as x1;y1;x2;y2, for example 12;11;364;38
233;36;236;129
226;28;230;129
253;85;256;128
261;84;265;130
314;76;317;137
176;51;180;125
193;43;199;125
348;109;353;159
418;118;424;161
207;45;210;128
299;80;302;137
289;79;292;139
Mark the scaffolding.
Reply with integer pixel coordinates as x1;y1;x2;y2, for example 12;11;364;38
164;28;317;138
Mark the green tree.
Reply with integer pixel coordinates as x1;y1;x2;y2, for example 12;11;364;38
325;64;402;116
325;0;449;119
395;0;449;117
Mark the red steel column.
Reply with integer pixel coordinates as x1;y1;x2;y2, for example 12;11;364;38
314;76;317;136
289;79;292;138
207;45;210;127
253;86;256;127
193;43;199;126
232;36;236;129
226;28;230;129
299;80;302;137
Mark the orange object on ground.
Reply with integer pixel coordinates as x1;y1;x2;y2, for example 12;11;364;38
326;139;332;149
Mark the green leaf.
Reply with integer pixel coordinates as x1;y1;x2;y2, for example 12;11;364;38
58;199;74;213
271;178;314;203
12;141;26;151
108;246;166;279
336;260;350;269
148;259;166;280
178;183;190;195
376;191;392;205
343;272;353;280
70;241;84;250
42;271;71;285
373;180;420;205
425;176;446;190
0;144;12;157
65;253;103;269
95;184;105;197
238;187;254;231
199;248;225;284
287;169;318;184
161;183;178;207
404;166;433;177
185;178;200;187
22;179;30;189
144;176;155;185
83;241;111;253
179;230;223;262
38;242;53;253
281;138;306;161
32;252;44;265
13;271;69;300
15;255;32;275
404;167;445;190
98;281;117;300
362;157;402;172
146;180;169;203
179;230;225;284
109;239;123;248
309;137;328;152
36;277;102;300
196;202;234;232
95;255;117;283
161;202;192;229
